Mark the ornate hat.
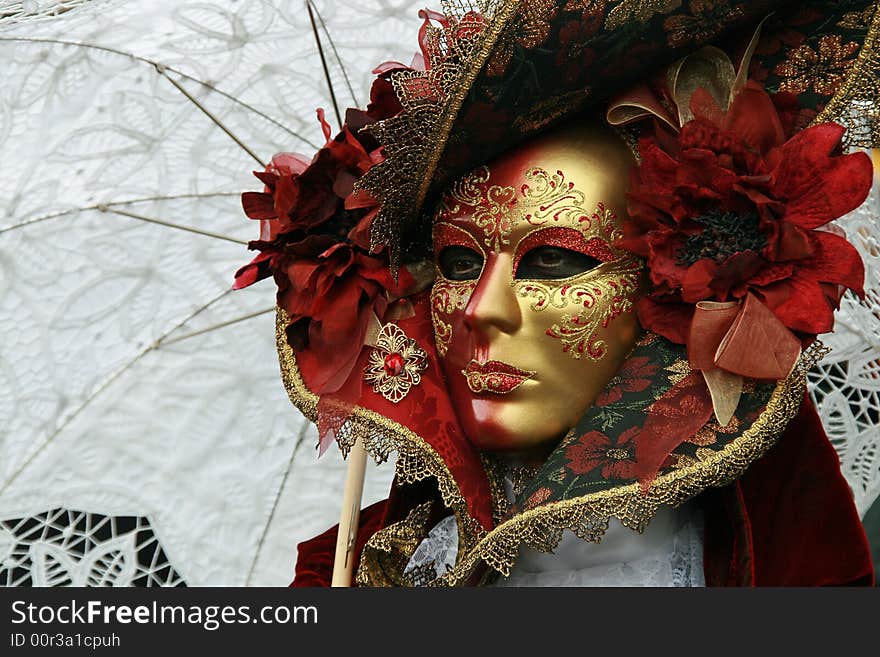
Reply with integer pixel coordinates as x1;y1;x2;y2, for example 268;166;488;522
237;0;878;585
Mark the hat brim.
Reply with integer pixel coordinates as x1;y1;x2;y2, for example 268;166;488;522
359;0;880;262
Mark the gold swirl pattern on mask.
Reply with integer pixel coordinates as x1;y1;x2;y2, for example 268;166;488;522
519;167;600;231
514;257;642;360
440;165;518;252
437;166;623;251
430;275;475;358
441;164;491;212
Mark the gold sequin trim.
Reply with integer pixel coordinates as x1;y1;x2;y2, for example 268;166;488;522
605;0;682;31
816;3;880;150
356;0;527;269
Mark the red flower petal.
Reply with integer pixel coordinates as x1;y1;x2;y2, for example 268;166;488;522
253;170;278;188
689;88;724;127
761;272;835;334
744;261;795;288
241;192;275;220
271;152;310;175
766;221;812;261
646;231;689;289
274;174;298;220
681;258;718;303
710;251;766;299
722;83;786;155
771;126;872;229
636;297;694;345
366;78;403;121
809;229;866;297
233;252;273;289
316;108;333;142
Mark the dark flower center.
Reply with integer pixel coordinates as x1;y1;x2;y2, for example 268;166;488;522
605;448;632;461
676;210;767;266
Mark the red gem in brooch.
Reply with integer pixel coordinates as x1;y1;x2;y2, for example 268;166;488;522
383;352;406;377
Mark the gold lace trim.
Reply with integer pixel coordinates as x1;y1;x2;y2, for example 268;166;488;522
275;308;484;549
357;502;435;587
428;341;827;585
480;453;513;523
816;2;880;149
356;0;526;268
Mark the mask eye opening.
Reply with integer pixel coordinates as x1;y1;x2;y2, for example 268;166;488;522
514;245;602;281
437;245;484;281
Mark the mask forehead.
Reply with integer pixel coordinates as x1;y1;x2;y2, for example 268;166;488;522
433;123;633;255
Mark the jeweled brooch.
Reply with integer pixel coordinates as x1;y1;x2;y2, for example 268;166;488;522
364;323;428;403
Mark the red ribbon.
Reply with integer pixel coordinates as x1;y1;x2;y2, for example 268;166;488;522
687;292;801;380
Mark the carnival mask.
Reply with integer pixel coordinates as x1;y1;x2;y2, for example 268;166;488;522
431;122;643;452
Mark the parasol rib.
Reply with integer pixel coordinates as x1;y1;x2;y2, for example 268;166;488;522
155;63;265;168
0;288;237;496
102;207;249;245
158;307;275;347
307;0;359;108
244;421;312;586
0;193;243;236
306;0;343;129
0;37;321;151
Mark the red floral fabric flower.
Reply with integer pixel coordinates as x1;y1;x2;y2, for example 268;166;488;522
524;486;553;510
564;427;639;480
594;355;658;407
618;81;872;343
279;240;406;395
235;99;408;396
556;20;598;84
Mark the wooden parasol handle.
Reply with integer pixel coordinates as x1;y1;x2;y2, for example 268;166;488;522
330;439;368;586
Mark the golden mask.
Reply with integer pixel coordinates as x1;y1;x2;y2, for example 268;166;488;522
430;121;643;453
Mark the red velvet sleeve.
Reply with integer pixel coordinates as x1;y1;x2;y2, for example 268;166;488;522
705;394;874;586
290;498;390;587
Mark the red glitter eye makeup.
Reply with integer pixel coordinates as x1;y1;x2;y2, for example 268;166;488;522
512;227;616;274
433;221;486;260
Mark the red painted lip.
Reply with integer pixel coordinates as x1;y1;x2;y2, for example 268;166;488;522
461;360;535;394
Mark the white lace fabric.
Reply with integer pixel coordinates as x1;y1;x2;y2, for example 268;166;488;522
0;0;419;587
809;174;880;518
402;514;459;583
494;506;705;588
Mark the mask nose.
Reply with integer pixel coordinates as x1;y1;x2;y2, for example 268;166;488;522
463;253;521;336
